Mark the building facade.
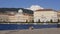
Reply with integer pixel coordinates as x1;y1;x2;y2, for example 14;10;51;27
34;9;58;22
0;8;59;23
0;13;9;22
57;11;60;20
8;9;33;22
0;8;33;22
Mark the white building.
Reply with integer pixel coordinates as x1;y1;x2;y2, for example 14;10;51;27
34;9;58;22
0;13;9;22
57;11;60;20
8;9;33;22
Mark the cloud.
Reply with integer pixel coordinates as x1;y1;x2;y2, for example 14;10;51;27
26;5;44;11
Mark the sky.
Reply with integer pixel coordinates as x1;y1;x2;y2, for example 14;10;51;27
0;0;60;10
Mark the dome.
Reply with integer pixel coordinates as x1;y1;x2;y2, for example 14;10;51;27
18;9;23;13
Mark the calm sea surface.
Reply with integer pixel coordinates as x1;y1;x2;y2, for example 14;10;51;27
0;24;58;30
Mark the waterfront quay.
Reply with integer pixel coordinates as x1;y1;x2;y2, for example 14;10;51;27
0;22;59;24
0;28;60;34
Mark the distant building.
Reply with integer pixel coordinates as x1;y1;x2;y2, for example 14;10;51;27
8;8;33;22
0;8;19;22
0;8;33;22
34;9;58;22
0;8;59;23
0;13;9;22
57;11;60;20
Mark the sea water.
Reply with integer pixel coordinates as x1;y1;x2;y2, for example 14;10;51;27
0;23;58;30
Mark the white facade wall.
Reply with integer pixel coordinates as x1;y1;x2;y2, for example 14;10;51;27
0;15;9;22
8;13;27;22
57;12;60;20
34;11;58;22
8;9;33;22
15;14;27;22
8;9;26;22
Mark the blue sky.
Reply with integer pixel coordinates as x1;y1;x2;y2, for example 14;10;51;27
0;0;60;10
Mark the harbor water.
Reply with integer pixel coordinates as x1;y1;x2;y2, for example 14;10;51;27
0;23;59;30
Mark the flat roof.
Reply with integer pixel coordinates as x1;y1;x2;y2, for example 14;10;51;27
36;9;55;11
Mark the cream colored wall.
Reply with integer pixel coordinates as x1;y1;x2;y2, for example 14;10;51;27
8;16;18;22
26;15;33;22
34;11;58;22
8;14;26;22
8;13;33;22
57;12;60;20
0;14;9;22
